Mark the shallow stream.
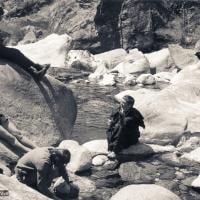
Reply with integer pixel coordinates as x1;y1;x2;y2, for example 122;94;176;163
52;69;200;200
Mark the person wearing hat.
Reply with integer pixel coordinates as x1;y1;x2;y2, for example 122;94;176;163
15;147;78;199
106;95;145;159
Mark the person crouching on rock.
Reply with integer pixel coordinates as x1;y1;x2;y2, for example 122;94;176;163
0;114;36;153
15;147;79;199
106;95;145;159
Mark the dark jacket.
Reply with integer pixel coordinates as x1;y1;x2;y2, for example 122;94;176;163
15;147;69;188
106;107;145;153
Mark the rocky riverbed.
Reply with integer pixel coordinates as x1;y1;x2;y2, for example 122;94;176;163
65;81;200;200
45;68;200;200
1;32;200;200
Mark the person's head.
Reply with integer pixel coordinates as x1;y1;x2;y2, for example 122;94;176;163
60;149;71;164
0;114;8;126
120;95;135;111
51;148;71;165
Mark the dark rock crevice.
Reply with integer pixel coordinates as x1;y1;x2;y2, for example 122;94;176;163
94;0;124;52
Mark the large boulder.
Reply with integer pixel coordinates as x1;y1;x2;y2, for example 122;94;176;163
181;147;200;164
110;184;181;200
92;155;108;166
119;162;157;183
99;74;116;86
66;50;97;71
115;63;200;145
0;175;51;200
136;74;156;85
54;175;96;197
191;175;200;189
59;140;92;173
82;139;108;157
154;71;177;83
110;49;150;76
83;140;174;160
144;48;174;72
94;49;127;69
0;62;77;163
13;34;73;68
177;136;200;153
120;143;175;158
88;62;108;82
168;44;199;69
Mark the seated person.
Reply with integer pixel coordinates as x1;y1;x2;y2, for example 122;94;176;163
106;95;145;159
0;114;36;153
15;147;79;199
0;42;50;79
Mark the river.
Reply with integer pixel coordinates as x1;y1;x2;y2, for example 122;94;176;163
51;68;200;200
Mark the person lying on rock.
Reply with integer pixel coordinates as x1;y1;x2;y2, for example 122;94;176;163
15;147;78;199
0;44;50;79
106;95;145;159
0;114;36;153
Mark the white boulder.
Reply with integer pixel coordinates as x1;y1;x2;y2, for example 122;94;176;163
145;48;174;72
136;74;156;85
123;75;136;86
82;139;108;156
59;140;92;173
110;184;181;200
94;48;127;69
154;71;177;83
66;50;97;71
181;147;200;163
191;175;200;189
88;61;108;82
168;44;199;69
115;63;200;145
111;54;150;76
13;33;73;68
92;155;108;166
99;73;116;86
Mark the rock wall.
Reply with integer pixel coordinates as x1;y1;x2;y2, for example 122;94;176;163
1;0;200;52
119;0;200;52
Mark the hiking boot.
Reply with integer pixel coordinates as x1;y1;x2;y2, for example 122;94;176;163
33;64;50;79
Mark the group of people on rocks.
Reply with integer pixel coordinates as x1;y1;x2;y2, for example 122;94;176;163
0;44;145;199
0;95;145;199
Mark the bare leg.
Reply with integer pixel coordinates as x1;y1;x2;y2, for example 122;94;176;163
15;132;37;149
5;122;37;149
0;126;31;153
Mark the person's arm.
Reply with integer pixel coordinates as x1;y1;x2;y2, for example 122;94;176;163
133;108;145;129
37;163;54;198
57;164;70;183
108;108;120;127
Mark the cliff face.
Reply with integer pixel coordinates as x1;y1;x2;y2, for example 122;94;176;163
1;0;200;53
119;0;200;52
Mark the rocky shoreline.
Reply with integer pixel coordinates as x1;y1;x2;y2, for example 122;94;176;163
1;32;200;200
